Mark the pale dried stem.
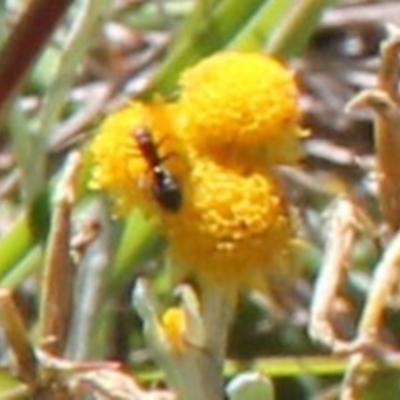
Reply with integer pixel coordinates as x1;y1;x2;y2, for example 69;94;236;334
339;228;400;399
71;368;175;400
70;216;101;266
358;228;400;337
340;353;365;400
310;197;400;399
338;29;400;396
201;283;236;369
347;25;400;231
378;24;400;105
67;203;110;360
308;198;359;352
361;90;400;231
39;152;82;356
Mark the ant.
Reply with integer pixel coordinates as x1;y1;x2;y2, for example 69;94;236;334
132;125;183;212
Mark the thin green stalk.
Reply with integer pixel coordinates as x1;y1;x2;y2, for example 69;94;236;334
140;353;400;383
32;0;111;201
7;103;39;204
147;0;264;94
201;283;235;369
0;3;7;46
231;0;292;51
166;0;223;53
233;0;337;58
111;210;164;291
266;0;338;58
251;355;391;377
1;247;43;289
0;216;34;280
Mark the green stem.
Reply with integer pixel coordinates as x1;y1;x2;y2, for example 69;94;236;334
7;103;41;204
111;210;164;291
147;0;264;94
201;283;235;369
0;216;34;280
251;355;386;377
33;0;111;200
1;247;42;289
0;3;7;46
233;0;337;58
266;0;338;58
141;353;400;383
231;0;292;51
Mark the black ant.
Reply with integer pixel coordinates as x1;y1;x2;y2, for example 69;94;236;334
132;125;183;212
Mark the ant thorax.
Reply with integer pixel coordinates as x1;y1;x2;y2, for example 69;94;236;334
132;125;183;212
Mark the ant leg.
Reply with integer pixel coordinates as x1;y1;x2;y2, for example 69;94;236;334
154;134;182;165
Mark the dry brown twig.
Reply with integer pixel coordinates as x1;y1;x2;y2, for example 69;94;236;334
309;24;400;400
39;151;82;357
347;24;400;233
0;289;38;387
309;197;360;353
0;0;72;119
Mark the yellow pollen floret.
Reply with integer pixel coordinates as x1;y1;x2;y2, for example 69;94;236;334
161;307;187;354
178;51;306;169
161;156;295;290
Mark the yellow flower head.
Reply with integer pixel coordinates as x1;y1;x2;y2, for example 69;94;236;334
161;155;295;290
89;51;304;291
178;51;306;169
90;101;187;215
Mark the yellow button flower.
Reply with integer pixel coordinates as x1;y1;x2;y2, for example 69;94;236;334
161;154;295;290
89;51;304;292
178;51;306;169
